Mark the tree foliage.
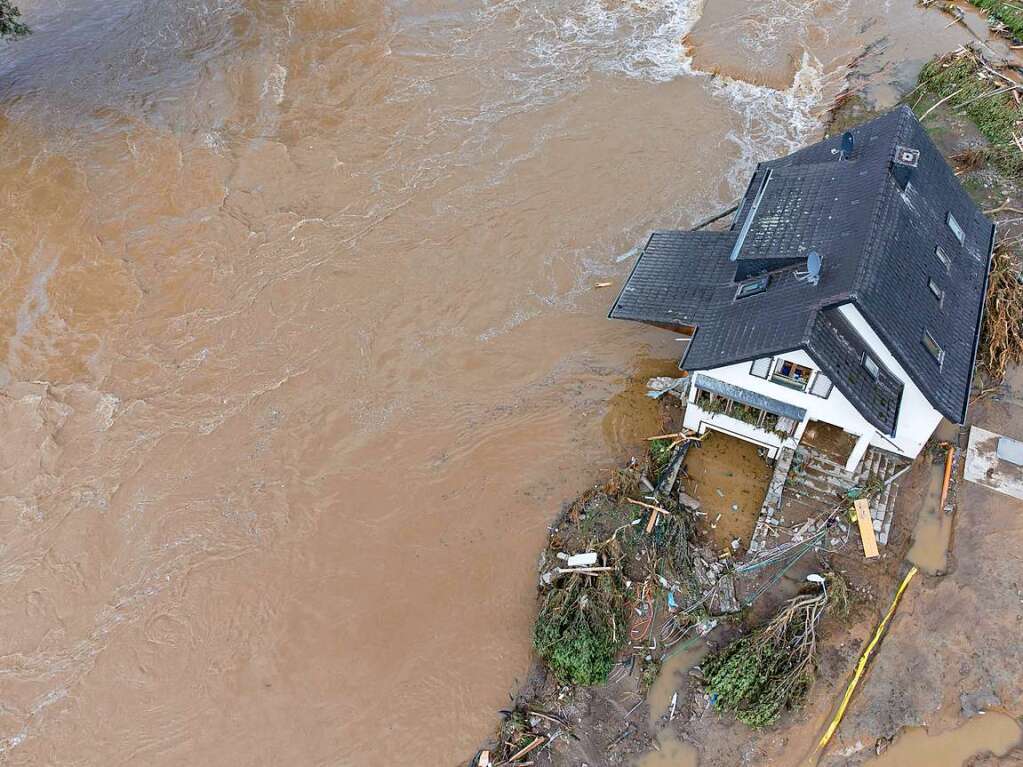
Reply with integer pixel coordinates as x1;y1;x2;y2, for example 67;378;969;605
702;576;848;728
533;571;627;686
0;0;29;40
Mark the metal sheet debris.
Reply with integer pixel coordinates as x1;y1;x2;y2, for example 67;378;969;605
996;436;1023;466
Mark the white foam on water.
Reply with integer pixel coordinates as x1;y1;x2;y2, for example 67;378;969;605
489;0;834;195
495;0;838;287
261;63;288;105
523;0;707;83
712;51;834;189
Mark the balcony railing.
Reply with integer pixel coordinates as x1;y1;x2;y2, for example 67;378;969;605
694;388;797;438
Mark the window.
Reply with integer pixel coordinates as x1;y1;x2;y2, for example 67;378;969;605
809;372;834;398
730;169;773;261
935;245;951;272
735;275;770;300
862;353;880;380
750;357;772;379
946;212;965;244
928;277;944;305
771;359;813;390
923;331;945;365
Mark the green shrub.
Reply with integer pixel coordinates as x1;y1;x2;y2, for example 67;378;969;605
701;634;813;728
701;578;846;728
533;572;627;686
648;438;673;473
0;1;28;40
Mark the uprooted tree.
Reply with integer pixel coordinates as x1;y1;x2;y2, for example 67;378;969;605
701;573;849;729
531;438;701;687
1;1;29;40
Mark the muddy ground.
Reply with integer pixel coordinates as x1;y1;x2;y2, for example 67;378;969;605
468;14;1023;767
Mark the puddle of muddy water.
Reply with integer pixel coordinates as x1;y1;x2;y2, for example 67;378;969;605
907;458;954;574
647;641;709;727
602;358;686;453
633;731;699;767
865;712;1022;767
682;432;772;556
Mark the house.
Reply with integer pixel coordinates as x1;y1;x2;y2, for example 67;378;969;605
610;106;995;473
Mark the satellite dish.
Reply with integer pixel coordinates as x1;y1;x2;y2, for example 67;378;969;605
795;250;823;286
807;250;822;278
841;131;854;158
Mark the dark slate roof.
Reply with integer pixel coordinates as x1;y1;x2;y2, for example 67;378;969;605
609;105;995;427
804;309;903;434
693;373;807;422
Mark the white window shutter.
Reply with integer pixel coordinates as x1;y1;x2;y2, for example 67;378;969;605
810;372;833;397
750;358;771;378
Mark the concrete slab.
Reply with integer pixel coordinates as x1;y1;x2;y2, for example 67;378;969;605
964;425;1023;501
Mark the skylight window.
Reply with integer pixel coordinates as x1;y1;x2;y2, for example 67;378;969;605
735;274;769;300
935;245;951;272
922;331;945;365
928;277;944;304
946;212;965;244
862;353;880;380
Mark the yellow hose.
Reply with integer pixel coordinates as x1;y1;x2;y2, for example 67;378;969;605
815;565;919;754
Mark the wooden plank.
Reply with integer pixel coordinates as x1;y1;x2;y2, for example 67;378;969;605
854;499;879;559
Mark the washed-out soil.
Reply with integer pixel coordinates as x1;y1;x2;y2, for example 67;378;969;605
682;432;772;558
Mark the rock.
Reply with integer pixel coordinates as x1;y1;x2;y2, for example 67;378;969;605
678;491;702;511
960;690;1002;717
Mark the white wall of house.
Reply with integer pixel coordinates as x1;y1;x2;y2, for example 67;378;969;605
683;309;944;470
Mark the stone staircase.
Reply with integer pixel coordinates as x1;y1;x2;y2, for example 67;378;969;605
749;445;906;553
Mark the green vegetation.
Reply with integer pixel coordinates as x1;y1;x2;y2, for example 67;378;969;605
648;438;675;474
532;441;701;687
0;1;28;40
971;0;1023;38
533;569;628;686
917;50;1023;176
702;575;848;728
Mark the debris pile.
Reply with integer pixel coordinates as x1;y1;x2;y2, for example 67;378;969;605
472;707;572;767
533;434;710;688
979;243;1023;383
917;46;1023;176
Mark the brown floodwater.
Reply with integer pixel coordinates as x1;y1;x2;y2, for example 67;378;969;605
907;456;954;574
634;731;699;767
0;1;984;764
647;641;708;727
865;712;1022;767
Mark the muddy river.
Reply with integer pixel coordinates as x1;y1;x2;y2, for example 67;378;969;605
0;1;982;764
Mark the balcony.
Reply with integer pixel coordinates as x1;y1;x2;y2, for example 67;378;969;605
688;373;806;447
